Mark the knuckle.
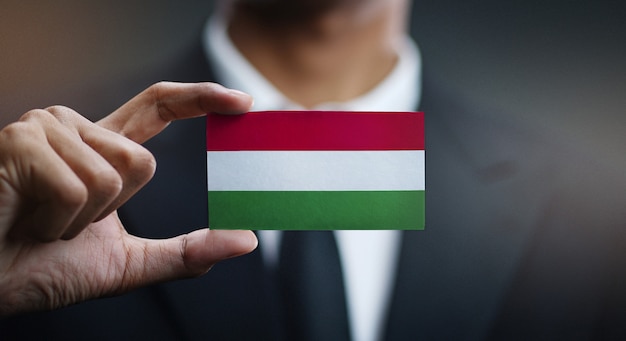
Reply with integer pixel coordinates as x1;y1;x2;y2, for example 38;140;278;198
90;167;124;199
148;81;174;104
0;121;31;139
57;181;89;210
18;108;54;123
116;144;157;183
18;106;81;128
149;81;176;122
132;147;157;182
44;105;80;124
0;122;43;151
45;105;73;116
150;81;170;91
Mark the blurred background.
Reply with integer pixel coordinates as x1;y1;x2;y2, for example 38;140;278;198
1;0;625;162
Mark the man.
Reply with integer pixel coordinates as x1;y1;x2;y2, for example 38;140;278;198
3;0;626;340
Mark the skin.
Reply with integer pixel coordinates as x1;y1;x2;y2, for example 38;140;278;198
0;82;258;316
229;0;410;108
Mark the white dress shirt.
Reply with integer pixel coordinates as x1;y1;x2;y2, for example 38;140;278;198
203;12;422;341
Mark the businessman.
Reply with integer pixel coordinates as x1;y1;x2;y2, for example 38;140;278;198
3;1;626;340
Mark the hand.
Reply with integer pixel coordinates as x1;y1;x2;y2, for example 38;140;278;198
0;82;257;316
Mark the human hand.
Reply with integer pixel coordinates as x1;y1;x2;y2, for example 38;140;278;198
0;82;257;316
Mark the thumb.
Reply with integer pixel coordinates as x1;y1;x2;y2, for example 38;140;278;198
127;229;258;286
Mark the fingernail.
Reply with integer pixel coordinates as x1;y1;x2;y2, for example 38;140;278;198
228;88;249;97
228;89;254;111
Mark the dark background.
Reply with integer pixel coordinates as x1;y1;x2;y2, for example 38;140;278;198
1;1;625;163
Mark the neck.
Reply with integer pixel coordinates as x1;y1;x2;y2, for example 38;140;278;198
228;1;409;108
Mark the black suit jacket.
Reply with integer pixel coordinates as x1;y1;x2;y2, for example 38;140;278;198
2;34;626;341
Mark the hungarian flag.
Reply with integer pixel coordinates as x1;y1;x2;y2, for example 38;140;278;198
206;111;424;230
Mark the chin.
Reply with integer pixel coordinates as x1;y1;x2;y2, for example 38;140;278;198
234;0;376;24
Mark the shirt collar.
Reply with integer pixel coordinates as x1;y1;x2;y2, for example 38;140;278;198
203;11;422;112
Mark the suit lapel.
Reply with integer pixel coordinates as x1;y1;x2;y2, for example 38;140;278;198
383;79;546;339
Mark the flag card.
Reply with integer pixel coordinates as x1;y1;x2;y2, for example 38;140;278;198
206;111;424;230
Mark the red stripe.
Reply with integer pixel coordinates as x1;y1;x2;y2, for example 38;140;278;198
206;111;424;151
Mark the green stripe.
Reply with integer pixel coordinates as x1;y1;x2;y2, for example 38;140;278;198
208;190;424;230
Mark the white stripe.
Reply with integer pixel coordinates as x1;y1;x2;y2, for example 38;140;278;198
207;150;424;191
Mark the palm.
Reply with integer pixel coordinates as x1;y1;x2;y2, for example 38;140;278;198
1;212;142;313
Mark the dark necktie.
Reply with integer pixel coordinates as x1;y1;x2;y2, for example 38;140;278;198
277;230;351;341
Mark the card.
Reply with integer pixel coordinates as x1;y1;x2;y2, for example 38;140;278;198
206;111;424;230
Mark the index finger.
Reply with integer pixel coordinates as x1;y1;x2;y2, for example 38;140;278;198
97;82;253;144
